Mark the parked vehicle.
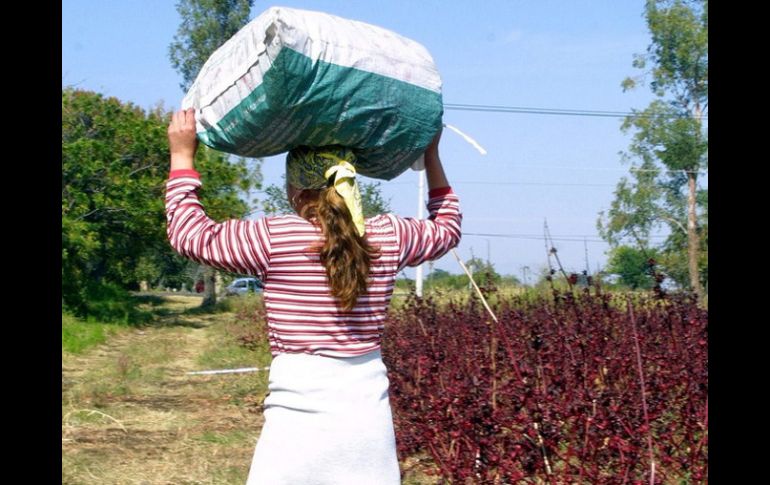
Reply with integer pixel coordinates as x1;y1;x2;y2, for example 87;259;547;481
225;277;264;296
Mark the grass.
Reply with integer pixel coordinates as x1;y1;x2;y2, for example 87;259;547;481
194;429;252;446
62;293;176;355
62;295;268;484
216;292;265;314
193;306;272;409
197;342;265;370
196;295;270;369
62;312;126;354
64;328;184;408
389;284;610;309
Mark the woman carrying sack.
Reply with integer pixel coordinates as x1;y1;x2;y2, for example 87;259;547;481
166;108;461;484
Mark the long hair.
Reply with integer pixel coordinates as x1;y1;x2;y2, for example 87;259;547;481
300;186;379;311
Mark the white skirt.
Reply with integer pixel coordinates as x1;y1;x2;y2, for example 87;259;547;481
246;349;401;484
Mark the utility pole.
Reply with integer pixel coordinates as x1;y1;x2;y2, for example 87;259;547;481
543;219;553;273
522;265;530;287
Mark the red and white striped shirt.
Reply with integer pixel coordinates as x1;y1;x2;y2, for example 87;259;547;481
165;169;462;358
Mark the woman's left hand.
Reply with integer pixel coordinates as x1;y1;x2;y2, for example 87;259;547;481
168;108;199;169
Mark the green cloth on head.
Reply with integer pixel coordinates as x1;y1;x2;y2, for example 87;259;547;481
286;146;357;190
286;146;366;236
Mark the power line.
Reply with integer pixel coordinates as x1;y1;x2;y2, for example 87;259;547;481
453;181;616;187
462;218;675;230
387;180;617;187
462;232;669;243
449;162;708;175
444;102;708;120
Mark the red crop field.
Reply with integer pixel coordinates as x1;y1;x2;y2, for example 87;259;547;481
382;289;708;484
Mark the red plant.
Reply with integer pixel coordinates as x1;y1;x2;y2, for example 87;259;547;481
382;290;708;483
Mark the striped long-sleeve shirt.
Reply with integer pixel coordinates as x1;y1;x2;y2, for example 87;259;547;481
165;169;462;358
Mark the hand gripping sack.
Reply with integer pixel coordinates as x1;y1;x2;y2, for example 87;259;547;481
181;6;443;180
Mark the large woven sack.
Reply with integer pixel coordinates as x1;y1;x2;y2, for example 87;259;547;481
181;6;443;180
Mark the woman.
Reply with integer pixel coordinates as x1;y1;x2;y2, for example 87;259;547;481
166;108;461;484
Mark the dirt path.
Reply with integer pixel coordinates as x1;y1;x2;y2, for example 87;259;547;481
62;296;269;485
62;295;439;485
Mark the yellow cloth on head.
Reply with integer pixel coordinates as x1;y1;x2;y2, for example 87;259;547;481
325;161;365;237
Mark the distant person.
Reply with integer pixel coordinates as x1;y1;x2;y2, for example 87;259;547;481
195;279;204;294
166;108;461;484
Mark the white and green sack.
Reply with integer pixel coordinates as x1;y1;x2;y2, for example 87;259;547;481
181;6;443;180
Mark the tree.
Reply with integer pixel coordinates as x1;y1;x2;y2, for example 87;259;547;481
606;246;661;290
169;0;255;92
598;0;707;301
499;274;522;287
168;0;257;306
464;257;501;288
262;177;391;217
425;268;467;290
429;268;452;280
62;90;183;317
62;89;259;315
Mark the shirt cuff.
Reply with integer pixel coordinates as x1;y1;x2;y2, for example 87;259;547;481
428;186;453;198
168;169;201;180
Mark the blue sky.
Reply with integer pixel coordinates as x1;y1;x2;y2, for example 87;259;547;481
62;0;704;280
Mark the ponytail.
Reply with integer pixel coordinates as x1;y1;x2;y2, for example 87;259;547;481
300;187;379;311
